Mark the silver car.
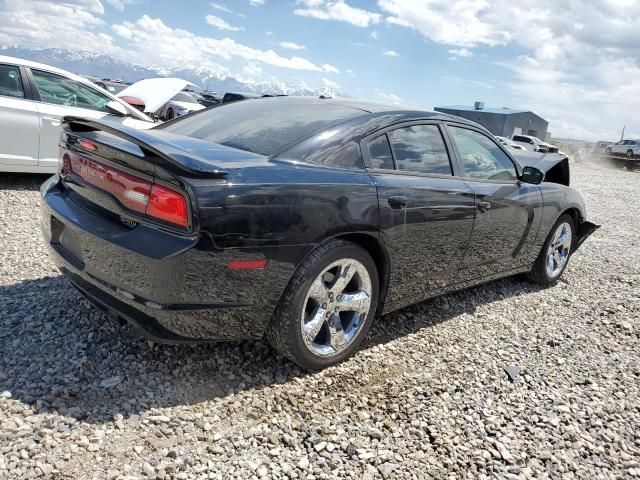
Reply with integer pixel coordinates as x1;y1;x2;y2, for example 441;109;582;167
605;139;640;159
0;56;154;174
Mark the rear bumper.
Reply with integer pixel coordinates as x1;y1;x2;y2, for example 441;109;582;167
40;176;284;343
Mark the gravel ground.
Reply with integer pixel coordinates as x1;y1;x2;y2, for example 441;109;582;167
1;163;639;480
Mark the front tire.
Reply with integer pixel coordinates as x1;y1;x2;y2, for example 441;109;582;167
166;108;175;120
266;240;379;369
528;214;574;287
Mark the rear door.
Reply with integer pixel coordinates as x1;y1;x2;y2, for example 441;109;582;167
28;68;117;170
362;121;476;309
445;124;542;280
0;63;39;168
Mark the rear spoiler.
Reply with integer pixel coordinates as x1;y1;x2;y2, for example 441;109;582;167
63;117;229;178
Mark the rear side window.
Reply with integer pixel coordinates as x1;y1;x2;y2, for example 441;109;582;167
450;126;517;181
388;125;452;175
161;98;363;156
513;135;531;143
0;65;24;99
367;134;394;169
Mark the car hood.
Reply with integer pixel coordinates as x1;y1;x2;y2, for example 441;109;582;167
512;150;570;186
117;78;197;114
170;101;206;112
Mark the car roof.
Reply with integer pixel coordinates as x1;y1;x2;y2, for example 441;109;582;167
0;55;89;82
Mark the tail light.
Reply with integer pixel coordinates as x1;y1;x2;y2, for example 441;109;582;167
60;147;190;228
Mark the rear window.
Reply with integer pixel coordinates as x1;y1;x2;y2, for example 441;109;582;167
159;98;364;156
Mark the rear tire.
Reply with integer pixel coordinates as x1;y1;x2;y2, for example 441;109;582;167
266;240;379;369
605;147;612;155
528;214;575;287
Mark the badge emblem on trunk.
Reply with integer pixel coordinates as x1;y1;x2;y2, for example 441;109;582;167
120;216;138;229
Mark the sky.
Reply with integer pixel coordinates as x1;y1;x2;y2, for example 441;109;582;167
0;0;638;141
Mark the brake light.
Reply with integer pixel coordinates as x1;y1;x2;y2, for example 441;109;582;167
147;184;189;228
60;147;190;228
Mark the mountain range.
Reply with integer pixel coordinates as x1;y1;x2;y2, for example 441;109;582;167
0;46;343;98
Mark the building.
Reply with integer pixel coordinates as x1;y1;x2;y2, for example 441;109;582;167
434;102;549;140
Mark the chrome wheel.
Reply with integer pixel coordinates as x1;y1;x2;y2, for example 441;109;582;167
301;258;372;357
546;222;572;279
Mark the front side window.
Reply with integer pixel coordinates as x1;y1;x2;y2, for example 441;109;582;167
32;69;113;112
449;126;517;181
387;124;452;175
0;65;24;99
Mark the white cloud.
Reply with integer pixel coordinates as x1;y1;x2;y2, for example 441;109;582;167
370;30;378;39
294;0;381;27
448;47;473;57
321;63;340;74
249;0;264;5
382;49;399;57
105;0;135;11
346;69;356;77
278;41;306;50
322;77;340;89
210;2;232;13
205;14;241;31
373;88;404;105
376;0;640;139
111;15;324;72
0;0;118;53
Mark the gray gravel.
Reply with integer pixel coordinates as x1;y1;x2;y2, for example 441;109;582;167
1;164;639;479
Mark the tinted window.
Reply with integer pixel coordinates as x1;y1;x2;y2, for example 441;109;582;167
0;65;24;99
388;125;452;175
32;69;112;112
367;134;394;169
160;98;363;156
450;127;517;181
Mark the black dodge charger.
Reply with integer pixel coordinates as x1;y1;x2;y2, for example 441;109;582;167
41;97;598;369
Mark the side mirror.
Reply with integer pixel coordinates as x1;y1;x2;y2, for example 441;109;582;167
105;100;129;117
521;166;545;184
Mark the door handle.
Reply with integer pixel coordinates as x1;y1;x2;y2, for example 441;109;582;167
477;201;491;213
388;195;408;209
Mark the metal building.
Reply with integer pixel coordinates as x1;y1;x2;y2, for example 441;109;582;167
434;102;549;139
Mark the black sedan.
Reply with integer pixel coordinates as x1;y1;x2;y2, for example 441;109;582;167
40;97;598;369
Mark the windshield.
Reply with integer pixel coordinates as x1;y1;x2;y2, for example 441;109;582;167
159;97;364;156
171;92;198;104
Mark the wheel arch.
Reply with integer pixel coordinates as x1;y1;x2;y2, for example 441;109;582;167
332;232;391;314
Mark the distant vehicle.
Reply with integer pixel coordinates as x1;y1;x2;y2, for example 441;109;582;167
605;139;640;159
188;91;219;108
158;92;205;120
94;79;129;95
117;78;206;121
512;134;559;153
0;55;154;174
495;136;526;150
222;92;261;103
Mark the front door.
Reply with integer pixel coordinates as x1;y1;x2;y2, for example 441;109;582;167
29;68;115;170
0;64;39;168
445;124;542;281
362;122;476;310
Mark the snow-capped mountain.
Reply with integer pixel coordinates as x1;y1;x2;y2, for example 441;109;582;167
0;46;344;97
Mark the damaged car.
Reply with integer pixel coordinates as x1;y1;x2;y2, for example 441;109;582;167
117;78;205;121
40;97;599;369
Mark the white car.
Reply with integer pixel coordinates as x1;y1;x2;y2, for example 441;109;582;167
117;78;205;121
605;139;640;159
495;135;527;150
511;134;559;153
0;56;154;174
